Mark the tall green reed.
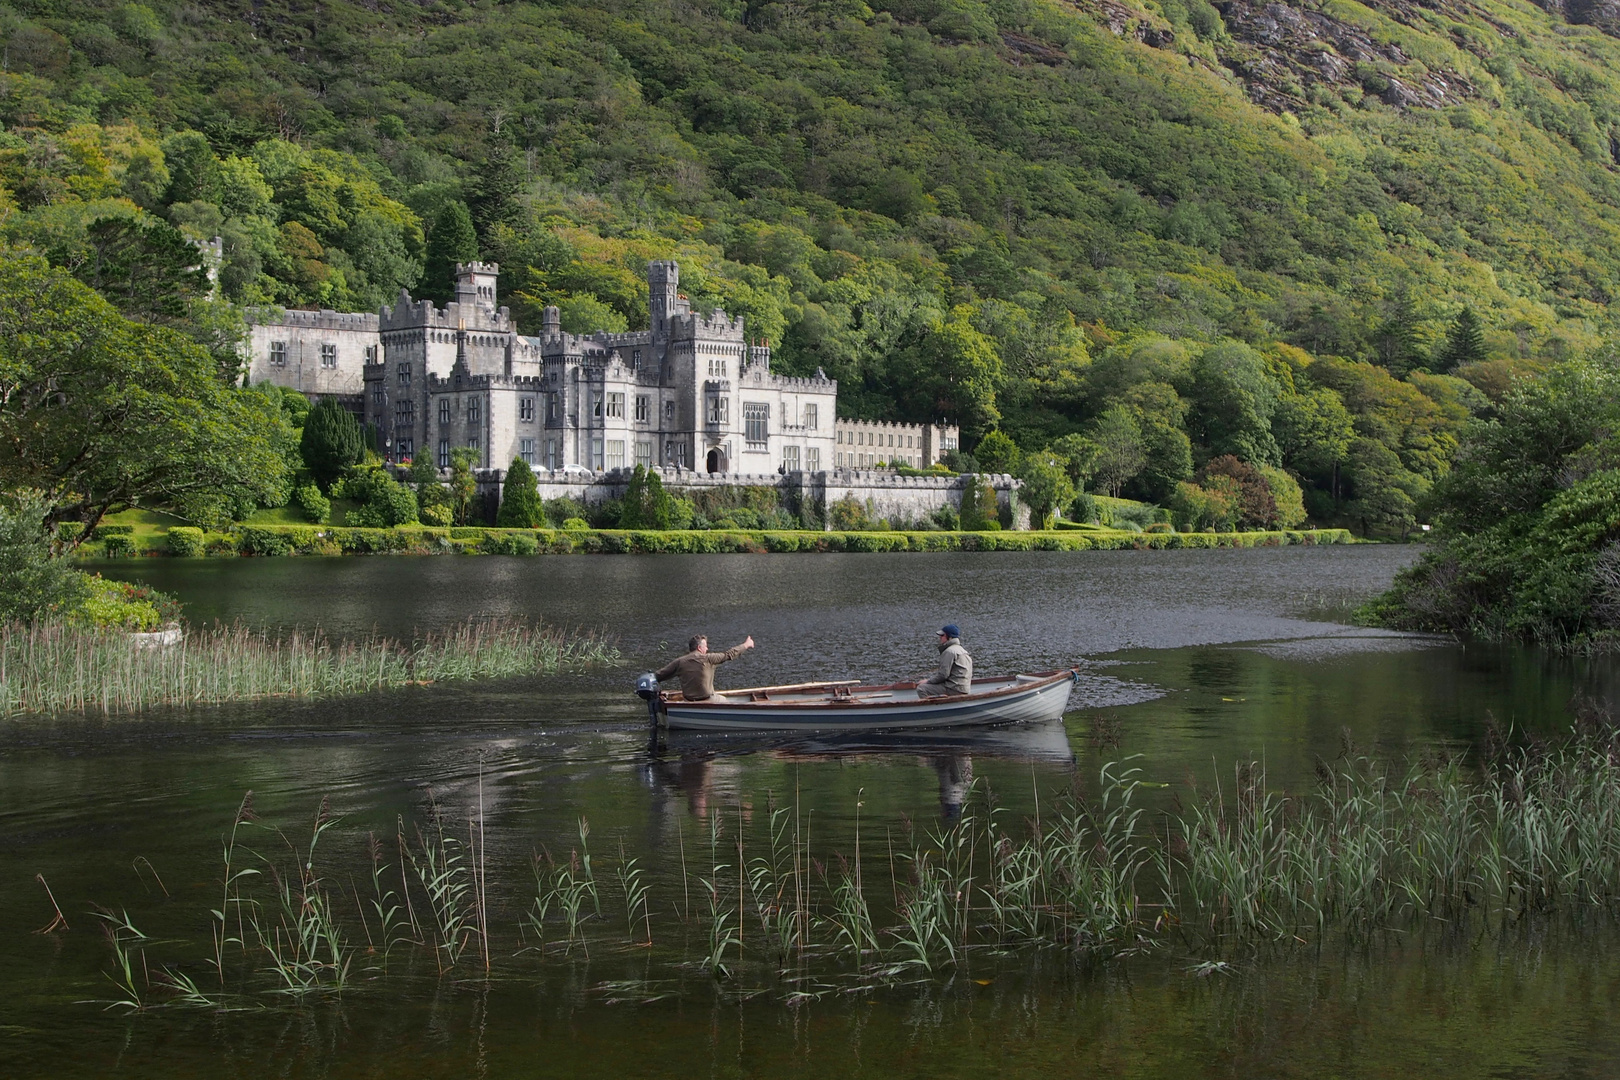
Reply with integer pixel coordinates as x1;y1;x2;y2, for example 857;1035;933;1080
0;616;617;717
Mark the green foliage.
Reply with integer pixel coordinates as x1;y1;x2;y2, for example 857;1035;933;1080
1088;406;1146;498
617;465;674;529
339;468;419;528
11;0;1620;529
449;448;480;525
293;484;331;525
958;476;1001;531
1436;307;1487;374
1374;357;1620;646
0;491;91;624
496;458;544;528
829;494;873;532
1018;452;1077;530
166;526;205;557
973;431;1022;474
300;401;366;493
0;252;292;529
422;201;478;307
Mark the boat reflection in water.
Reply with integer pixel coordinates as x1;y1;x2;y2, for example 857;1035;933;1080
641;720;1077;821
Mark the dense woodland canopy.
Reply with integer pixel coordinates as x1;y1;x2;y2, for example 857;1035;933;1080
4;0;1620;531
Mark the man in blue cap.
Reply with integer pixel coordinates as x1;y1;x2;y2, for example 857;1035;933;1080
917;624;973;698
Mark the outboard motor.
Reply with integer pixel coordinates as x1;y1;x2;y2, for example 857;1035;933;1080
635;672;663;725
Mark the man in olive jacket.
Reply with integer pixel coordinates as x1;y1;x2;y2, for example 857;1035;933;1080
917;624;973;698
655;634;755;701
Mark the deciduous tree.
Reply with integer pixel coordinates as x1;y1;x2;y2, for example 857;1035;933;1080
0;252;291;532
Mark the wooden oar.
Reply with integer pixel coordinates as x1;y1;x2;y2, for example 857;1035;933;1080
720;679;863;696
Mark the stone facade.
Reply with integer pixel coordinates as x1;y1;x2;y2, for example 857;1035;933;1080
352;260;839;475
245;309;378;404
248;260;961;481
471;467;1027;529
833;418;960;470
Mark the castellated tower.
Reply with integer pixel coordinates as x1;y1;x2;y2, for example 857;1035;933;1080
648;260;679;339
455;262;500;316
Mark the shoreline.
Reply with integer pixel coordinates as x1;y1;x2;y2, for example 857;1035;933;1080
76;524;1356;559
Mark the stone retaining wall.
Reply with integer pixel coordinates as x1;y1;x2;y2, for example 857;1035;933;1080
465;468;1029;529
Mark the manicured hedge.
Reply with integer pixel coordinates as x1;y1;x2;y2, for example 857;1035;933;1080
123;524;1353;558
166;526;205;557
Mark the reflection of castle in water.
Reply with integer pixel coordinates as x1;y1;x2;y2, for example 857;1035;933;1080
641;721;1074;822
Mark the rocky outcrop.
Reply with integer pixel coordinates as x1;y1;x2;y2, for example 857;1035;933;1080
1216;0;1478;112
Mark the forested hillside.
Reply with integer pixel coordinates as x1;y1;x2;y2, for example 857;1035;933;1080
5;0;1620;530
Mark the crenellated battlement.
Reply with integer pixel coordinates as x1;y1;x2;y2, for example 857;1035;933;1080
251;308;379;331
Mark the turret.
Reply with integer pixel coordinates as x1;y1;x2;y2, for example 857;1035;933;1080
455;262;500;314
542;305;561;335
649;260;679;340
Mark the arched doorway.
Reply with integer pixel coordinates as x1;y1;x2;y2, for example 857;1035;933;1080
706;447;726;473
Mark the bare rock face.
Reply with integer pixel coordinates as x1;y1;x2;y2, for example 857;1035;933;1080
1215;0;1478;112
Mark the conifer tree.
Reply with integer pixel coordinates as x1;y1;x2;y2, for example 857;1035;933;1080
496;456;543;527
422;201;478;305
1437;306;1487;373
299;400;365;492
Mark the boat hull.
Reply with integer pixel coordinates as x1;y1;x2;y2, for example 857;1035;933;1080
661;671;1078;732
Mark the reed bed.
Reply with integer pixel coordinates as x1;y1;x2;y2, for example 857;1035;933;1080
77;726;1620;1012
0;617;618;717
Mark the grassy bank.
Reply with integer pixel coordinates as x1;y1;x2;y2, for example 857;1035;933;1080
0;618;618;718
76;523;1354;559
72;725;1620;1010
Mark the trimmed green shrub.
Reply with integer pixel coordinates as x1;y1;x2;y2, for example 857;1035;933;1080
91;523;135;539
56;521;85;543
480;531;539;555
294;484;331;524
562;517;591;531
102;534;136;557
166;526;205;557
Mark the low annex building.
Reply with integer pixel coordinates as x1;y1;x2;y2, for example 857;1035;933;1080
246;261;959;477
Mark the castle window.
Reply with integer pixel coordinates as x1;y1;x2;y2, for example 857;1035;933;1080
365;345;377;365
545;439;559;470
269;341;287;366
396;400;414;422
806;447;820;471
636;440;653;468
606;440;625;470
708;356;726;377
546;393;559;422
591;391;603;419
468;398;481;424
437;399;450;426
372;385;384;407
664;400;675;422
398;363;411;388
804;404;817;430
396;436;413;460
706;395;728;425
467;435;479;456
320;343;337;368
520;397;535;422
836;430;843;444
635;395;649;423
438;440;450;468
520;438;536;465
744;403;768;446
633;349;642;367
782;445;800;472
606;392;625;419
591;438;604;469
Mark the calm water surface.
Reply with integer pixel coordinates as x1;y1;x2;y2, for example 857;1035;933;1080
5;547;1619;1078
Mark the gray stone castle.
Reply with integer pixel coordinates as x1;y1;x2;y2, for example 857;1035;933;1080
246;261;960;477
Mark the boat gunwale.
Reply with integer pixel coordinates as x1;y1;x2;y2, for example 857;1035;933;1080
662;669;1075;712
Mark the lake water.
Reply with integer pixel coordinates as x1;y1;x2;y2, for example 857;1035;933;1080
5;547;1619;1077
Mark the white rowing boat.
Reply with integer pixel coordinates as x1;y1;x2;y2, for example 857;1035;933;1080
646;670;1081;732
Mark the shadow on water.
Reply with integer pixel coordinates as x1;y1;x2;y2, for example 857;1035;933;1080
7;547;1620;1076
